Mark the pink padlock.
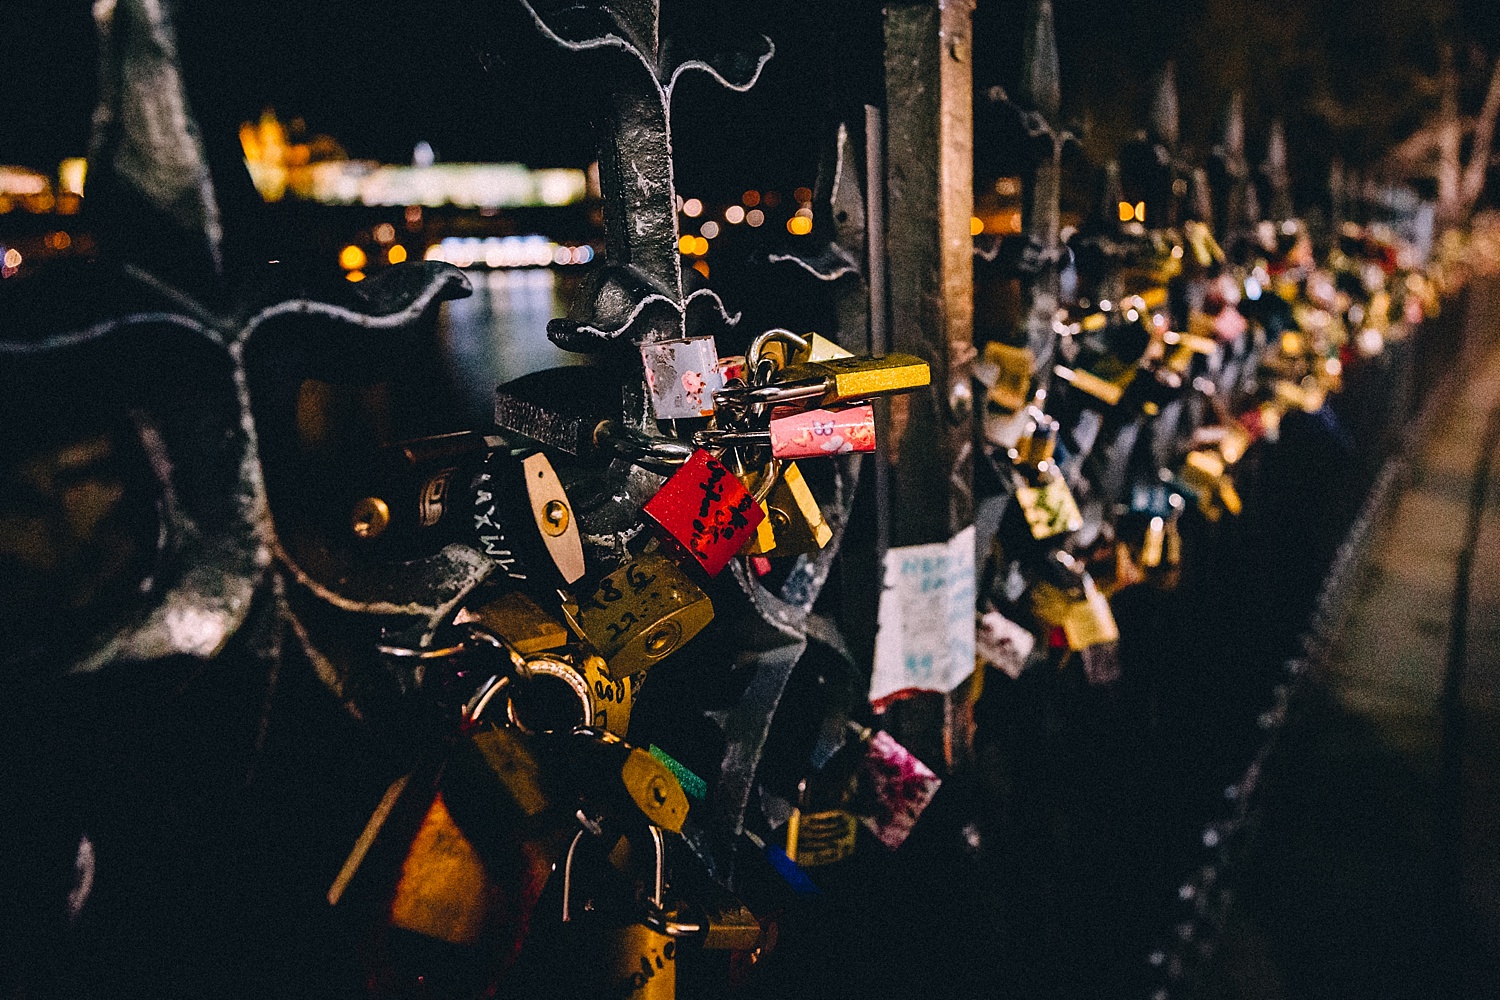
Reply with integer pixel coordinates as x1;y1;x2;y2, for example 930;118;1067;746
767;405;876;459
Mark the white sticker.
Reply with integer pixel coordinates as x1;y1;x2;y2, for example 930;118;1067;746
640;337;724;419
976;610;1036;680
870;525;976;706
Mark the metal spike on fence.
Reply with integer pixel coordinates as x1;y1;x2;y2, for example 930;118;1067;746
1264;118;1294;223
510;0;773;350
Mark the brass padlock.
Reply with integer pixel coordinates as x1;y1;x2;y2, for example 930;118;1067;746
345;430;501;549
1030;566;1120;652
563;553;714;679
982;341;1033;412
456;591;569;655
746;462;832;556
783;775;858;868
563;826;677;1000
717;352;930;410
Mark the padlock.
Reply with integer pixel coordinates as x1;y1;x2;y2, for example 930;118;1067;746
641;336;724;419
493;365;630;457
1014;473;1083;541
456;591;570;655
715;352;930;410
345;430;503;548
562;553;714;679
1029;553;1119;652
981;341;1034;412
784;806;858;868
767;405;875;458
783;770;859;868
471;450;586;586
642;448;765;576
1180;449;1243;519
562;825;677;1000
745;462;832;556
1007;404;1059;475
691;404;876;459
328;722;563;984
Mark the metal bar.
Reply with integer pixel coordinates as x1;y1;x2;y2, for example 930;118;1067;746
879;0;976;770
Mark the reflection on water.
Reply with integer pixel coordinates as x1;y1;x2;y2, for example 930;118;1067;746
437;268;591;426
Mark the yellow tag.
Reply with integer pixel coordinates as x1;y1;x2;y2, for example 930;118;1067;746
1016;476;1083;540
1080;312;1108;332
1219;479;1244;517
1273;378;1325;413
1176;330;1220;355
1185;449;1225;480
1140;287;1169;310
1219;425;1252;465
1054;365;1126;406
1062;578;1119;650
983;341;1034;412
788;809;858;867
1141;516;1165;568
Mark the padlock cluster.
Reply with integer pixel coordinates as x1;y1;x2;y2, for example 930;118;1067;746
971;214;1439;690
326;327;937;996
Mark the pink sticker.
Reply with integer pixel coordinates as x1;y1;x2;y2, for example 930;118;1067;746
768;405;876;459
860;730;941;851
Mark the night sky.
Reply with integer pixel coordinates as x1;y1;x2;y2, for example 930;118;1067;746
3;0;1500;197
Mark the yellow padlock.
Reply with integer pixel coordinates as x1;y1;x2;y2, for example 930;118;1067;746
563;826;677;1000
563;554;714;679
745;462;832;556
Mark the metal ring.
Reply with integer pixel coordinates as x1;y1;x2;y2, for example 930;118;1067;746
747;328;810;373
505;657;594;734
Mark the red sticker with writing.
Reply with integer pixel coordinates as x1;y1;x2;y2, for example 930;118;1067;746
643;449;764;576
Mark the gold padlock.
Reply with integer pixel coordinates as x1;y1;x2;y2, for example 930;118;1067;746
563;554;714;679
456;591;569;655
746;462;832;556
983;341;1033;412
327;723;559;974
563;826;677;1000
784;807;858;867
773;353;931;405
459;598;640;737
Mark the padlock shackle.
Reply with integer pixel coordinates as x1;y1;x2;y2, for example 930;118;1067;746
504;656;595;734
593;419;694;469
561;823;667;922
746;329;809;372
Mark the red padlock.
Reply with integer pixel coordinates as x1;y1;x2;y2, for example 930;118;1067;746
643;449;764;576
